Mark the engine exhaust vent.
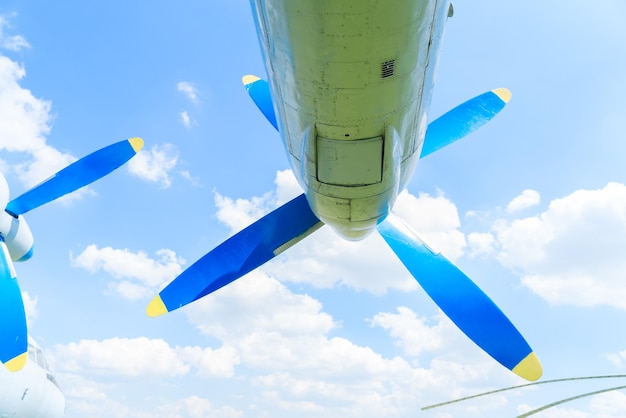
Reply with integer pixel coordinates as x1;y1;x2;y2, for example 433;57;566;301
381;60;395;78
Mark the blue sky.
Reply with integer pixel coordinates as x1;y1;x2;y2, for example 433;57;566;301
1;1;626;417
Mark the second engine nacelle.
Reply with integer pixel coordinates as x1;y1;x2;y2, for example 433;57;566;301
0;174;34;262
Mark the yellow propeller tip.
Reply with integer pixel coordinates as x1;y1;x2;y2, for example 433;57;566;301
512;352;543;381
492;88;512;103
146;295;168;317
128;137;144;153
5;352;27;372
242;75;261;86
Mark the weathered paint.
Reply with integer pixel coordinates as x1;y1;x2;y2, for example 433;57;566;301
249;0;452;239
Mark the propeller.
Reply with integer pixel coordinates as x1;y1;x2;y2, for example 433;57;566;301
242;75;278;130
421;88;511;157
0;137;144;371
377;213;541;381
6;138;144;216
147;198;542;380
147;193;323;316
148;79;539;379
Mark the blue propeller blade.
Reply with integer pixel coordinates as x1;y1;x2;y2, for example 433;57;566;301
0;239;28;372
421;88;511;158
147;194;323;316
6;137;144;216
377;213;542;381
242;75;278;130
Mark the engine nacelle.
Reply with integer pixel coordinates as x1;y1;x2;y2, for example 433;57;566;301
0;174;34;261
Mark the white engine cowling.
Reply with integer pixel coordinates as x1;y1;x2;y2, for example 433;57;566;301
0;174;34;261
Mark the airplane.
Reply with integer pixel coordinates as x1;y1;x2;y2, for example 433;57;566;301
0;138;144;372
0;337;65;418
146;0;543;381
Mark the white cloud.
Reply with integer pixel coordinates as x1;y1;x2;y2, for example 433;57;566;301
0;55;80;189
53;337;189;377
67;385;107;402
515;391;626;418
70;245;185;300
177;81;199;127
181;266;511;417
393;190;467;261
186;270;336;341
214;191;273;234
265;227;418;294
65;391;157;418
21;290;38;328
212;168;302;234
179;345;240;378
178;81;199;104
516;403;589;418
51;337;239;378
158;396;243;418
128;143;179;188
606;349;626;368
57;373;242;418
589;391;626;418
180;110;193;127
492;182;626;309
0;49;134;204
370;307;451;357
0;15;30;51
179;169;202;186
506;189;541;213
467;231;496;258
274;168;303;205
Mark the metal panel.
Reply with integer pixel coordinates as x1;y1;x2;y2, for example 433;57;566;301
316;136;383;186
